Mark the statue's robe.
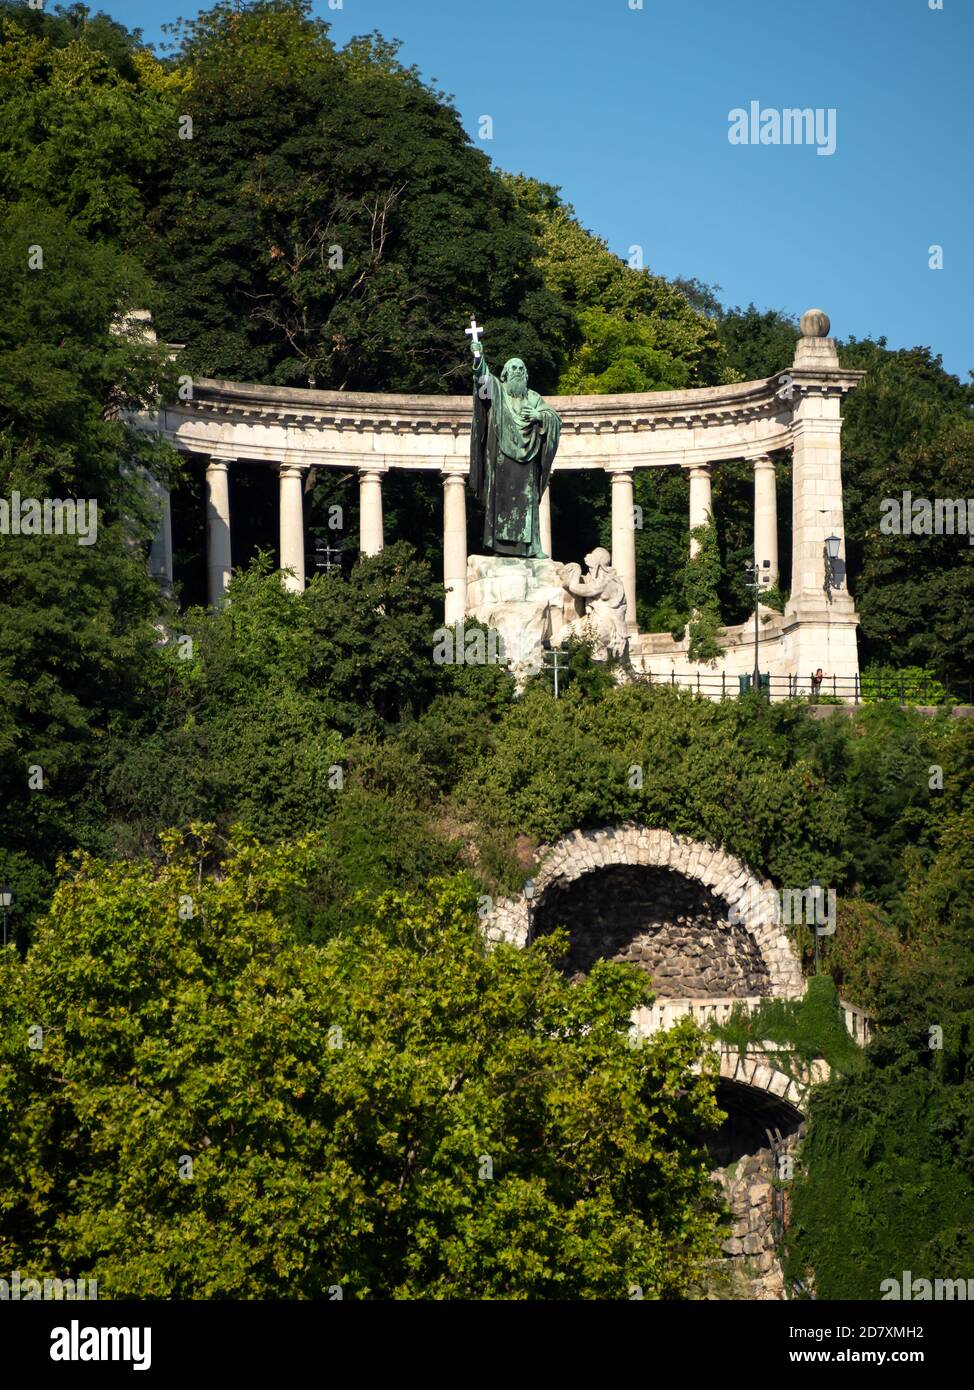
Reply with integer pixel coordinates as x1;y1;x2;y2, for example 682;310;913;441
468;357;561;558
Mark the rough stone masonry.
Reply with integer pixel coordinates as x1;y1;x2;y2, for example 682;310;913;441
533;864;772;997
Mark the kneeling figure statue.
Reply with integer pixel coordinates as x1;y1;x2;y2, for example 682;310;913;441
556;548;629;661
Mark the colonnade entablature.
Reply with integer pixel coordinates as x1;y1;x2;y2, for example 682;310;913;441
136;311;865;696
144;370;812;472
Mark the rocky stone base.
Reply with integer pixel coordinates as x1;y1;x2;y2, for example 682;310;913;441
533;865;771;996
466;554;565;678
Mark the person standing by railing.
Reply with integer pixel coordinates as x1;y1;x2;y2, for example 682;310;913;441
810;668;827;703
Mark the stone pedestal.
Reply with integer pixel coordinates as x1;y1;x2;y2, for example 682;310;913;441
466;555;566;677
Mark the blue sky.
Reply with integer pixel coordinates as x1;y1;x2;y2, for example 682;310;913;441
101;0;970;380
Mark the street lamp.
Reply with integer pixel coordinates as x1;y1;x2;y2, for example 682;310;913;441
523;878;536;945
0;885;14;948
823;531;842;602
744;559;771;695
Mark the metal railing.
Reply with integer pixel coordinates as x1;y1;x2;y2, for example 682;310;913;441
628;670;973;705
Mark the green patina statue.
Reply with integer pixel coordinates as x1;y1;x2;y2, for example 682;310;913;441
466;322;561;558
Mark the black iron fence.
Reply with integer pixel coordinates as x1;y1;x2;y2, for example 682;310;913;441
629;670;974;705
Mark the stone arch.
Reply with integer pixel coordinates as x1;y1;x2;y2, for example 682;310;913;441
486;824;809;1300
487;824;804;999
709;1055;806;1299
716;1048;809;1119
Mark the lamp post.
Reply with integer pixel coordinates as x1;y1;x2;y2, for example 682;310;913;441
0;885;14;949
523;877;536;946
744;559;771;694
823;533;841;602
541;646;564;699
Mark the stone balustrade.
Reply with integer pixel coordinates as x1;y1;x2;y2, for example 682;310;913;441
633;993;873;1050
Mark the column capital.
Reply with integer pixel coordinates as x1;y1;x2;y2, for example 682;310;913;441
440;469;467;485
205;456;232;473
791;415;843;439
279;462;304;479
358;465;388;479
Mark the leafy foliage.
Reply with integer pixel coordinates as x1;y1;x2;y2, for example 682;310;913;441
682;518;724;664
0;839;725;1298
2;0;974;1306
150;1;571;393
507;174;728;394
710;975;865;1083
785;962;974;1300
0;197;178;922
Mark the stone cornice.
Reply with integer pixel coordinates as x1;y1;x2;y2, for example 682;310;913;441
169;372;798;434
788;367;865;397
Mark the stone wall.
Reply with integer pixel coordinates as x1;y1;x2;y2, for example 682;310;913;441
708;1107;804;1301
534;865;771;997
487;824;804;998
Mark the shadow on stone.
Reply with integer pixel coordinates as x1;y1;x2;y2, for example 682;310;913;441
532;863;772;997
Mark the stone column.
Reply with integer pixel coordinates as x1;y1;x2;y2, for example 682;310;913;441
789;311;856;613
359;468;384;556
609;468;637;631
279;464;306;593
442;470;467;625
752;455;779;589
688;462;712;558
205;457;232;608
539;481;552;559
779;309;864;693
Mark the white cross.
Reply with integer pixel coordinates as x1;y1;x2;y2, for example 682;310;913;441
465;316;485;353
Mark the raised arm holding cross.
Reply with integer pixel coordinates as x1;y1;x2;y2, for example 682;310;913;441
465;316;485;360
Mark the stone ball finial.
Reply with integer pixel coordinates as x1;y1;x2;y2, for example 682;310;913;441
800;308;831;338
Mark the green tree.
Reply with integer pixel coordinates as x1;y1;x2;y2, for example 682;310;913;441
0;2;178;249
507;174;728;393
96;544;458;848
0;199;177;923
460;682;850;890
715;302;798;382
681;517;724;664
839;341;974;682
150;1;571;393
786;960;974;1299
0;835;725;1298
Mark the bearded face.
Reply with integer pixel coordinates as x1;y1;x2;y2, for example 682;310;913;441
502;358;529;398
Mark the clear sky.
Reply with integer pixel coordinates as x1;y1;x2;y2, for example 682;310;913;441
100;0;971;381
